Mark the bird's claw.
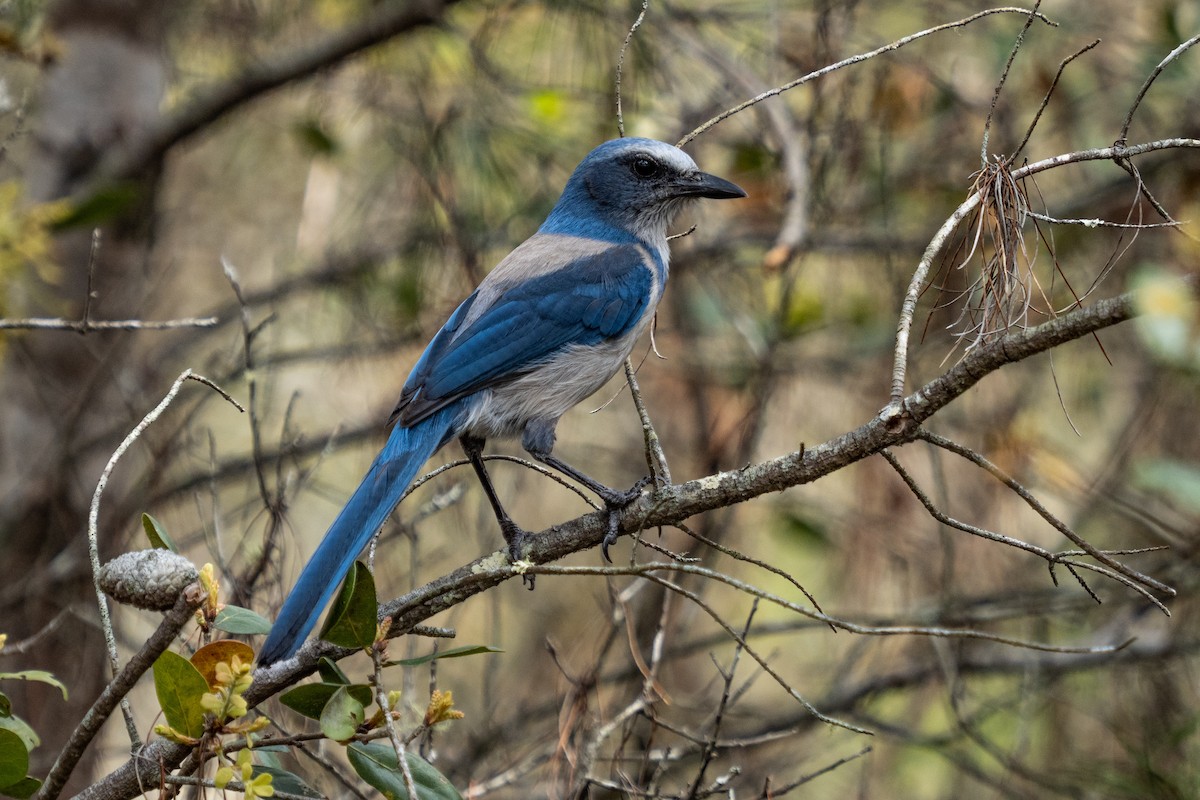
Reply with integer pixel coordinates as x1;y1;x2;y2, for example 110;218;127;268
598;475;652;508
601;512;620;563
500;519;535;589
598;476;652;562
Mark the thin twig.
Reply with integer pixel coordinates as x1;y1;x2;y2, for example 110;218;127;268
1025;210;1178;229
81;228;101;327
0;316;220;331
85;369;242;753
675;519;827;618
623;358;672;485
614;0;649;138
0;608;77;655
527;562;1136;656
916;430;1173;597
1118;33;1200;144
1012;39;1102;161
679;7;1055;146
636;571;869;734
981;0;1043;165
371;645;419;799
686;600;756;799
880;448;1168;614
761;746;873;797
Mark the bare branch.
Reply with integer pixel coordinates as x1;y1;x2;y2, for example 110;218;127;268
915;429;1172;596
623;358;672;486
1118;33;1200;143
1012;38;1102;160
679;7;1055;146
84;369;242;754
980;0;1043;165
614;0;650;138
0;316;219;332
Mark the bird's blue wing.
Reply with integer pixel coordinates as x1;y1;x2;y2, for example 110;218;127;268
394;243;654;426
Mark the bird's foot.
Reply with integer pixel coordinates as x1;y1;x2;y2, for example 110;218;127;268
598;476;652;562
500;519;535;590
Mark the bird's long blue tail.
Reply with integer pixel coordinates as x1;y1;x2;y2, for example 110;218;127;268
258;404;461;665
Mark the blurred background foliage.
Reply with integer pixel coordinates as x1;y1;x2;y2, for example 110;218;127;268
0;0;1197;797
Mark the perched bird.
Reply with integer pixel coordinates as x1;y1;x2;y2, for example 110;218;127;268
259;138;745;665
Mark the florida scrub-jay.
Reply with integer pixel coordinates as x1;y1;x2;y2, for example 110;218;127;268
259;138;745;664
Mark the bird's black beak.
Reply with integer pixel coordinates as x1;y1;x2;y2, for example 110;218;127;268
681;171;747;200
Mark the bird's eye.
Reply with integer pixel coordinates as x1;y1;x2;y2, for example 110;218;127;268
630;156;661;179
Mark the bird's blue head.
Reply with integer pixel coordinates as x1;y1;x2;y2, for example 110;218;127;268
541;138;746;244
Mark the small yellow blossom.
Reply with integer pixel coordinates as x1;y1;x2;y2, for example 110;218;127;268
424;689;465;726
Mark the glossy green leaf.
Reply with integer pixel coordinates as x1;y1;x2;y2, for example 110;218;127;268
319;561;378;650
0;717;38;752
0;693;9;718
141;513;178;552
0;776;38;799
0;671;66;701
250;765;323;798
213;605;273;636
383;645;503;668
152;651;209;738
318;686;364;743
0;729;28;789
280;682;373;721
317;657;350;685
347;742;463;800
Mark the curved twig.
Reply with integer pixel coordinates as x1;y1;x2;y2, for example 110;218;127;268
678;7;1055;147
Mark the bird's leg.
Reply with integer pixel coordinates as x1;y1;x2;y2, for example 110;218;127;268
460;436;533;581
521;420;650;562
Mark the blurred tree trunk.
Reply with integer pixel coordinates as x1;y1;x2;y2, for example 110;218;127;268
0;0;168;787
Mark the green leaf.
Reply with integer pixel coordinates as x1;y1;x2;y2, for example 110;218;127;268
384;645;503;667
0;776;38;799
319;561;378;650
250;765;323;799
318;686;364;743
0;671;67;702
152;651;209;738
212;605;273;636
280;683;373;721
347;742;463;800
52;182;142;230
0;716;38;752
141;513;178;552
317;657;350;685
0;729;28;789
0;693;9;718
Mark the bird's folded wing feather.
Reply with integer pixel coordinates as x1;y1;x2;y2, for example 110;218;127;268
394;242;655;426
